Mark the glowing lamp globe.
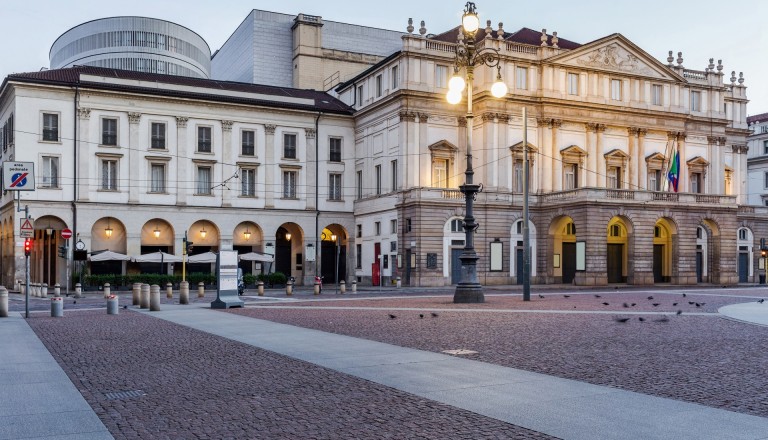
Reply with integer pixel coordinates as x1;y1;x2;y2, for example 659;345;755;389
491;80;508;98
448;74;466;92
462;12;480;33
446;90;462;104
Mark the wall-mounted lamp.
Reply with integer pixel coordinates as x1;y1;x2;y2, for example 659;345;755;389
243;228;251;240
200;227;207;239
45;226;53;236
285;232;292;241
105;226;113;238
331;234;337;242
153;226;161;238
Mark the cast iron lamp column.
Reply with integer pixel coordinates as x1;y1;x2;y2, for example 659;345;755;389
447;2;508;303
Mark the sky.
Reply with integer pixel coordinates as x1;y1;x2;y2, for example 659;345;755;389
2;0;766;113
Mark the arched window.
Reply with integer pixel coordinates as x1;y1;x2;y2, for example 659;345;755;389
450;219;463;233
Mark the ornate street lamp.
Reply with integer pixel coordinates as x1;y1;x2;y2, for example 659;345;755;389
447;2;507;303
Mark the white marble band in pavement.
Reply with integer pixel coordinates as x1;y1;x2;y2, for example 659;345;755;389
0;313;113;440
148;306;768;440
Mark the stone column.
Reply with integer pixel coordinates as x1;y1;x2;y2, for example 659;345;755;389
264;124;276;207
678;132;687;192
537;118;551;192
175;117;189;205
221;120;234;207
627;127;638;190
128;112;141;203
585;123;597;187
596;124;607;187
399;112;417;188
637;129;647;190
77;108;91;201
305;128;317;210
418;113;429;187
552;119;562;191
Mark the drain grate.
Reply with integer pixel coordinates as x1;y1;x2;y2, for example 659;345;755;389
104;390;146;400
442;349;478;355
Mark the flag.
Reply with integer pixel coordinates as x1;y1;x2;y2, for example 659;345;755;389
667;149;679;192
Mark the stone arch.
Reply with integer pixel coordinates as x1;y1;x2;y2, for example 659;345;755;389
274;222;305;283
92;217;127;253
606;216;632;283
549;215;577;284
653;217;676;283
188;220;221;253
320;223;348;284
33;215;69;286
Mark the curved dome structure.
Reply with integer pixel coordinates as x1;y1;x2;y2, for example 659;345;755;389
50;17;211;78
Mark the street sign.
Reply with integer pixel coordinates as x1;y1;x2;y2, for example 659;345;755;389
61;228;72;240
2;162;35;191
19;218;34;238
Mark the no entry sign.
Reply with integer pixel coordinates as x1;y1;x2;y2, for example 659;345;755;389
61;229;72;240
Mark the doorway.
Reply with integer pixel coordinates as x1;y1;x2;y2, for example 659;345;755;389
607;244;623;283
562;242;576;284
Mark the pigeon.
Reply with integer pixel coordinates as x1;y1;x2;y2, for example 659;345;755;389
638;317;645;322
564;295;571;298
688;301;695;305
672;302;678;306
388;314;397;319
73;300;77;304
622;302;629;308
676;310;683;316
759;299;765;304
652;303;660;307
538;294;545;299
614;317;630;323
654;316;670;323
594;294;602;298
431;312;439;318
695;303;701;308
631;303;637;307
122;305;128;309
647;296;654;300
419;314;424;319
602;302;610;306
682;293;687;298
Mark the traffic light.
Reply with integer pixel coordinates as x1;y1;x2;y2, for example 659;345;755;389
24;238;32;256
58;245;68;258
186;240;194;254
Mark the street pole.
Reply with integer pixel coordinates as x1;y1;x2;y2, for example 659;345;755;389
335;240;339;295
522;107;531;301
24;205;29;318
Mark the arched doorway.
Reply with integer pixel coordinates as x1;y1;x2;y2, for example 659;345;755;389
653;218;675;283
606;217;629;283
234;222;263;276
187;220;220;274
510;219;537;284
320;225;347;284
91;217;128;276
551;216;577;284
140;219;175;274
274;223;303;282
34;216;68;285
443;217;465;285
737;227;753;283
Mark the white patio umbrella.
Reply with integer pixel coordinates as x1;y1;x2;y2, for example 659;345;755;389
187;251;217;264
88;250;131;262
238;252;274;263
132;251;183;263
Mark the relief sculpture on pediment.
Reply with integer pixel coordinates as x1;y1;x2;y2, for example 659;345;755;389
576;44;653;76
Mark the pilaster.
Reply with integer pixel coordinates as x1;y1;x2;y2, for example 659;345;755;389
77;108;91;201
627;127;638;189
551;119;562;191
595;124;607;187
264;124;276;207
127;112;141;203
305;128;317;210
637;129;647;190
585;123;597;187
175;117;189;205
221;120;234;207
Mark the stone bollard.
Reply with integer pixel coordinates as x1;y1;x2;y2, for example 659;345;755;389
103;283;111;299
54;283;61;297
42;283;48;297
140;284;150;309
351;280;357;293
132;283;142;306
396;276;401;288
107;294;119;315
286;280;293;296
179;281;189;305
75;283;82;298
32;283;39;298
166;282;173;299
19;284;25;296
340;280;346;294
198;282;205;298
314;280;320;295
50;297;64;317
0;286;8;318
257;281;264;296
149;285;161;311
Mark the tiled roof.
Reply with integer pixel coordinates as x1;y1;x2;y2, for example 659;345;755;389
429;26;581;50
748;112;768;124
3;66;353;115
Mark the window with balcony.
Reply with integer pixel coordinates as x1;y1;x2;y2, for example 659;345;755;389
564;164;578;190
283;170;297;198
329;173;342;200
607;166;622;189
101;159;118;190
649;169;661;191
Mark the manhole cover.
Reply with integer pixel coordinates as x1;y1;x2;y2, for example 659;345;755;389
442;349;478;355
104;390;146;400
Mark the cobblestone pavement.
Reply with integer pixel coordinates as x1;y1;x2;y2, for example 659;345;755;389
228;287;768;419
26;309;556;440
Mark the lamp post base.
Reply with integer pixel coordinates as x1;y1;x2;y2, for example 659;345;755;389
453;283;484;303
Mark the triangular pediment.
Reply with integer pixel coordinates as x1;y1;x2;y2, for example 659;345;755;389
547;34;684;82
509;141;538;152
687;156;709;166
604;148;629;159
645;152;666;162
560;145;587;156
428;140;458;153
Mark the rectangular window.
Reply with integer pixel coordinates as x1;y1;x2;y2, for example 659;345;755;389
241;130;255;156
611;79;622;100
607;167;621;189
283;170;297;198
691;172;702;193
564;164;578;189
196;166;211;195
283;133;296;159
150;164;166;193
356;170;363;199
433;159;448;187
651;84;663;106
241;168;255;196
375;221;381;236
567;73;579;95
197;126;211;152
151;122;166;149
513;161;523;192
41;156;59;188
329;173;342;200
516;67;528;90
691;91;701;112
329;137;342;162
356;224;362;238
356;244;362;269
390;219;397;234
42;113;59;141
375;165;382;195
391;65;399;89
435;65;448;88
391;160;398;191
763;140;768;155
357;85;364;106
101;118;118;146
101;159;118;190
649;170;661;191
376;74;383;97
